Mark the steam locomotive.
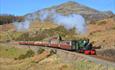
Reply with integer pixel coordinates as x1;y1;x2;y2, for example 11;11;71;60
19;35;96;55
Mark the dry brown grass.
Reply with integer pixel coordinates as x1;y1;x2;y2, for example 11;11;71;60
0;17;115;70
0;54;115;70
87;18;115;49
0;17;115;49
30;20;58;31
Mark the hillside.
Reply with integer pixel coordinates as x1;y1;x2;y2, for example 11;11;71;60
0;1;115;70
0;16;115;48
0;43;115;70
25;1;113;22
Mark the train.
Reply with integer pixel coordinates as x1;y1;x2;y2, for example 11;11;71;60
18;35;96;55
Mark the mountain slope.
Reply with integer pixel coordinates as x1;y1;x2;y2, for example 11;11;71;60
25;1;113;22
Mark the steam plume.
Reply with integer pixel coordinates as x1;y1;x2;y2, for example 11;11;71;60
13;20;30;31
39;9;55;22
39;9;87;34
53;14;87;34
13;9;87;34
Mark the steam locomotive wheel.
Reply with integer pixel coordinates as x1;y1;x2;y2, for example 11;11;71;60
91;50;96;55
84;50;91;55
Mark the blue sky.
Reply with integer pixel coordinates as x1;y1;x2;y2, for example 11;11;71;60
0;0;115;16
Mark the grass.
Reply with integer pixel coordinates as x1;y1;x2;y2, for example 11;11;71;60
96;20;107;25
0;31;24;41
0;16;115;70
0;47;115;70
75;60;103;70
17;49;35;60
74;60;115;70
0;24;78;41
0;44;27;58
0;58;34;70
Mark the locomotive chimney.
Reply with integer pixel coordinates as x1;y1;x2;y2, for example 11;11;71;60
57;34;62;41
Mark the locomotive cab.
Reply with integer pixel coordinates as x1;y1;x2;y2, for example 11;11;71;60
71;40;79;51
71;39;96;55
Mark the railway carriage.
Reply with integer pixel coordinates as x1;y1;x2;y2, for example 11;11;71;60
19;36;96;55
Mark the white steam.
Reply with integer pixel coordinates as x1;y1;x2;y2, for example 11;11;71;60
53;14;87;34
13;20;30;31
39;10;49;22
39;9;55;22
13;9;87;34
39;10;87;34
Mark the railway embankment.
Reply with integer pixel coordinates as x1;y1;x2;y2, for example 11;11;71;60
0;42;115;69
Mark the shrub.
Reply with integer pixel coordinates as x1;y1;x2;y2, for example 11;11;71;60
17;54;26;60
97;20;106;25
17;49;35;60
111;26;115;30
25;49;35;57
50;49;57;55
0;14;24;25
37;48;45;54
90;20;96;24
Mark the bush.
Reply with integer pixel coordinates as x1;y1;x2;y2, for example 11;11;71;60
17;49;35;60
17;54;26;60
97;20;106;25
0;14;24;25
25;49;35;57
15;32;48;41
90;20;96;24
111;26;115;30
50;49;57;55
37;48;45;54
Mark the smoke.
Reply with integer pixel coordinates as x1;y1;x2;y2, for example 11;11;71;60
39;10;49;22
39;9;87;34
13;14;34;32
39;9;55;22
26;13;38;21
13;9;87;34
53;13;87;34
13;20;30;31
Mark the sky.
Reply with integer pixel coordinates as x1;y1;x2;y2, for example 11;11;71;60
0;0;115;16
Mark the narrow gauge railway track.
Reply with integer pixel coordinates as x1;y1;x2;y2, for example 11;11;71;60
91;55;115;63
22;44;115;67
18;45;115;66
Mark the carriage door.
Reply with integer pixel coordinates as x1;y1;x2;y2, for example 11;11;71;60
72;41;76;50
